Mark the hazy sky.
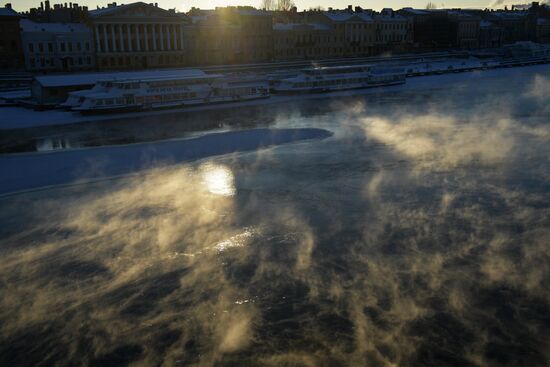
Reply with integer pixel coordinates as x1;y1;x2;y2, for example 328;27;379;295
8;0;510;13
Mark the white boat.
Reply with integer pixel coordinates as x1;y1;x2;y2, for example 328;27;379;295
66;70;269;114
272;64;406;94
59;80;112;109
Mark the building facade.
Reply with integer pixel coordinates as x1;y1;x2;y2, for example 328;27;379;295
89;2;188;70
186;7;273;65
20;19;95;72
273;22;332;60
303;8;377;57
449;10;480;49
0;5;25;70
374;9;413;53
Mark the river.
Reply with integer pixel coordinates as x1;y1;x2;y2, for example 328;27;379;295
0;65;549;366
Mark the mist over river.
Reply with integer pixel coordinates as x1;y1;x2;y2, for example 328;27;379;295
1;65;549;366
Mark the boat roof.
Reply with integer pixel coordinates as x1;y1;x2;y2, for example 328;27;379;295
112;74;222;84
34;69;210;88
302;64;375;72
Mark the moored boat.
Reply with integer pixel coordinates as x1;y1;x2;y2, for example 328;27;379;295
66;70;269;114
272;64;406;94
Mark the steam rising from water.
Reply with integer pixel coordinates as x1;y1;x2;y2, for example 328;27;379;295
0;66;549;366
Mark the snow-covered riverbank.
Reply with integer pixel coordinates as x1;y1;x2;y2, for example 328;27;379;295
0;128;332;196
1;64;548;130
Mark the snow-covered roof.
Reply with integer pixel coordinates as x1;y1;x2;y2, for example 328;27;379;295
322;11;374;22
376;14;407;21
232;8;271;16
447;10;473;17
356;13;374;21
34;69;208;88
400;8;429;15
20;19;91;33
492;11;527;18
89;2;136;17
322;11;354;22
0;7;19;16
273;22;330;31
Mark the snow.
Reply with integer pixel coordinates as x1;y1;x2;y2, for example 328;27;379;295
0;7;19;16
274;23;330;31
20;19;91;33
0;128;332;196
0;90;31;100
1;63;548;130
400;8;429;15
322;11;374;22
323;12;355;22
34;69;208;87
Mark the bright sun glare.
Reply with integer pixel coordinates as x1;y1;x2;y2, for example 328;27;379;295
200;162;236;196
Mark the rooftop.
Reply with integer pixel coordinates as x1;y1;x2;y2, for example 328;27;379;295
323;11;373;22
273;22;330;31
0;6;19;17
20;19;91;33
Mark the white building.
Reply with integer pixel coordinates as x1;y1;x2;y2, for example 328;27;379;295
89;2;188;70
20;19;95;73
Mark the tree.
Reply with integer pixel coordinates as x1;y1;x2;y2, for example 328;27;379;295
277;0;296;11
260;0;276;10
425;2;437;9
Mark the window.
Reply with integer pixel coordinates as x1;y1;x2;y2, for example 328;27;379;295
77;42;81;51
87;56;91;64
78;57;82;65
48;43;53;52
68;42;73;52
86;42;90;51
28;43;34;52
60;42;65;52
39;43;44;52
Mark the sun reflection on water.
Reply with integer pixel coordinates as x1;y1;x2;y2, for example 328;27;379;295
214;228;257;253
200;162;236;196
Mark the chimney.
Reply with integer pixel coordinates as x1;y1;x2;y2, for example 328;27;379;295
347;5;352;12
40;2;44;10
355;6;362;12
5;3;11;9
155;2;158;7
45;0;50;10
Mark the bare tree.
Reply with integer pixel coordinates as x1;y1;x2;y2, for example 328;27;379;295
277;0;296;11
425;1;437;9
260;0;276;10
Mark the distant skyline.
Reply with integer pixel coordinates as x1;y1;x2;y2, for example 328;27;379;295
7;0;532;13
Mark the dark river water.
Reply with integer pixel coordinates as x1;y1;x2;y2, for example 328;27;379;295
0;66;549;366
